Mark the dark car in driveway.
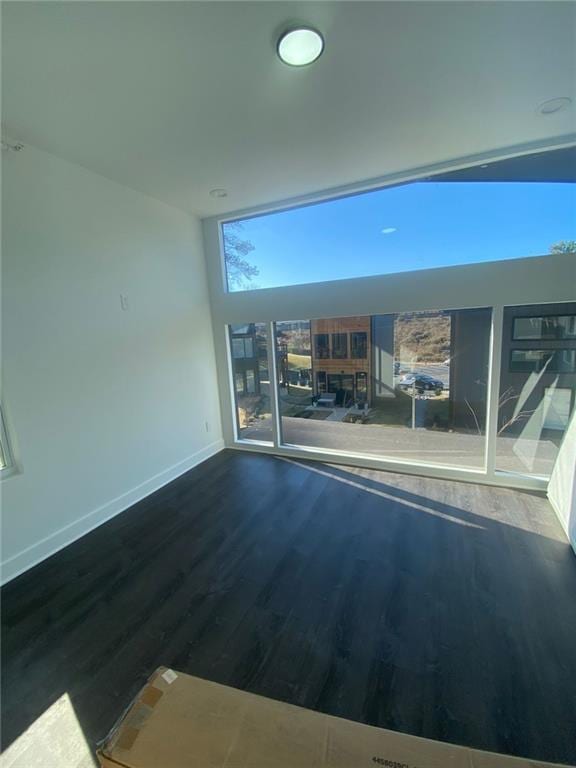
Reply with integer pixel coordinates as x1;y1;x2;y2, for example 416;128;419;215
398;373;444;395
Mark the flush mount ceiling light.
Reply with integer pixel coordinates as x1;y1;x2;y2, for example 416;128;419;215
209;188;228;198
537;97;572;115
277;27;324;67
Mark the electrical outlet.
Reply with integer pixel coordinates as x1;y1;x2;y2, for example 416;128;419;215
120;294;129;311
205;421;210;432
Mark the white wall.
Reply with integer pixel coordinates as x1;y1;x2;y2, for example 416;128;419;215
1;144;223;583
548;411;576;553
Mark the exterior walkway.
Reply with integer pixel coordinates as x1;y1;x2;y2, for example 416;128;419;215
241;416;559;476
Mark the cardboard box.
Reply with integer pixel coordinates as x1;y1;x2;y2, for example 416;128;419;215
97;667;572;768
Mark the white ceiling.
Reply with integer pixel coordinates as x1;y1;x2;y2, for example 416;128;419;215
2;1;575;217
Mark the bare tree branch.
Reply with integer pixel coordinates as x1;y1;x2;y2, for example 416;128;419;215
223;222;259;289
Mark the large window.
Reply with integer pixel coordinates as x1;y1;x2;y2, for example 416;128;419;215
221;147;574;485
314;334;330;359
497;302;576;478
229;323;272;443
222;172;575;293
509;349;576;374
272;309;491;469
232;336;254;359
351;332;367;359
513;315;576;341
331;333;348;359
228;303;575;481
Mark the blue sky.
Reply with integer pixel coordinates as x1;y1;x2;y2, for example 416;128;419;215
225;181;575;291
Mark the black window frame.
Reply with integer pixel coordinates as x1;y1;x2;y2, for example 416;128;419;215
331;333;348;359
512;315;576;341
314;333;330;359
351;331;368;359
355;371;368;395
509;348;576;374
231;336;255;359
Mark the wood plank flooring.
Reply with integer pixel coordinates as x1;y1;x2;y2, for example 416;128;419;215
2;450;576;764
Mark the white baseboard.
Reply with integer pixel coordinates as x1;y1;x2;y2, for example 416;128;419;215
1;439;225;585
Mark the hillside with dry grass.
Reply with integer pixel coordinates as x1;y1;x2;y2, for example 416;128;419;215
394;311;451;362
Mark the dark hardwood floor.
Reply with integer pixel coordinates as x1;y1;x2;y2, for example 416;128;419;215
2;450;576;764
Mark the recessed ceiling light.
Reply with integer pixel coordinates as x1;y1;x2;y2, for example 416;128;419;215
537;97;572;115
209;188;228;198
277;27;324;67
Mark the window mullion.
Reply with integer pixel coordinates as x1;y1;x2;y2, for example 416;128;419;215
267;321;282;448
485;305;504;478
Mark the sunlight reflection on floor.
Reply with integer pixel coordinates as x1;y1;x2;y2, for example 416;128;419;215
1;692;95;768
278;457;484;528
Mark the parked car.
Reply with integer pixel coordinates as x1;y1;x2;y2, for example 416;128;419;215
398;373;444;395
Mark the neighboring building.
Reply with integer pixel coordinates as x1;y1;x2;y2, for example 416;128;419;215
311;306;576;438
310;317;371;405
308;311;478;421
309;315;399;406
229;324;263;396
498;303;576;436
449;308;492;431
449;303;576;435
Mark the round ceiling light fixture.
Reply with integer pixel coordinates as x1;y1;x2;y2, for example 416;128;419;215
537;97;572;115
277;27;324;67
209;188;228;198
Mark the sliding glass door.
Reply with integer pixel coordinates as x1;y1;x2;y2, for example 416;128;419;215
226;305;576;482
266;309;493;470
229;323;273;443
